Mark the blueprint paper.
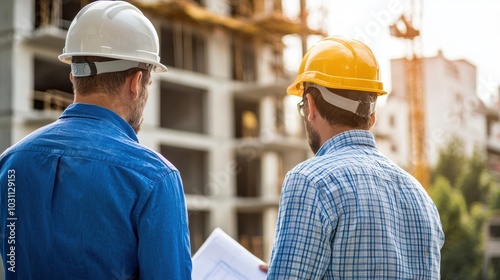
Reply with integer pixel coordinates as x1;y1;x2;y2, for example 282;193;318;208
191;227;267;280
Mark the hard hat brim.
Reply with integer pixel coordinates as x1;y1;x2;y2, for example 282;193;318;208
59;52;168;73
287;71;387;97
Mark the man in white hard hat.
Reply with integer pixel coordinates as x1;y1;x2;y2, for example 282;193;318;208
0;1;191;279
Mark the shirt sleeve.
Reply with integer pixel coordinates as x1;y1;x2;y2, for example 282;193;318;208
136;170;192;280
267;171;332;280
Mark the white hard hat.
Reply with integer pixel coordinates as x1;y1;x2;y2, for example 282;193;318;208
58;0;167;76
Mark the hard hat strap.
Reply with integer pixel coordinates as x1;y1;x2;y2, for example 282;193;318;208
71;60;150;77
313;85;376;117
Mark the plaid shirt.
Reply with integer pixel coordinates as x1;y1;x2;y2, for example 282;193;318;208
268;130;444;279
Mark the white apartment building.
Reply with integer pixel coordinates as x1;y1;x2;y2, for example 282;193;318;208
373;50;487;170
0;0;322;262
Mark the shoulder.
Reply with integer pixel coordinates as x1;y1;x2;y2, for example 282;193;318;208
281;156;342;201
115;142;180;182
285;147;397;195
288;152;353;182
138;145;179;174
1;122;57;158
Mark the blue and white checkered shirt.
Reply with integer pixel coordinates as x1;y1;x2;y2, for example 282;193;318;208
268;130;444;279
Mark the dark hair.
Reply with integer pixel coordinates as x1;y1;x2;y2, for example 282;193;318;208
305;85;377;129
71;56;151;96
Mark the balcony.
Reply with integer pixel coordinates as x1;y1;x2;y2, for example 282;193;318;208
25;0;86;50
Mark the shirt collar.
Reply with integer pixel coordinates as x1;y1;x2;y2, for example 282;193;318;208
60;103;138;142
315;130;377;156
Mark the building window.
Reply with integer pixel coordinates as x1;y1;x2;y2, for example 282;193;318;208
238;212;264;259
241;111;259;138
236;155;261;197
446;62;459;80
389;115;396;127
160;145;208;195
234;99;259;138
454;92;465;125
34;0;89;29
192;0;204;6
391;144;398;153
160;22;207;74
487;257;500;280
232;38;257;82
188;210;209;255
160;82;207;134
490;225;500;239
33;57;73;111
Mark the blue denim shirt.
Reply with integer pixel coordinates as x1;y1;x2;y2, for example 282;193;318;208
0;103;192;279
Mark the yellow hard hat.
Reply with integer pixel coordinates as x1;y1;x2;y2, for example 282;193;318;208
287;36;386;97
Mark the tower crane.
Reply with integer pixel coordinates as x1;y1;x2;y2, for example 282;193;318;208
389;0;429;189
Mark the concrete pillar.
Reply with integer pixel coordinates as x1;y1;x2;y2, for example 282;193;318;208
0;0;15;154
260;95;276;140
263;207;278;261
261;151;280;198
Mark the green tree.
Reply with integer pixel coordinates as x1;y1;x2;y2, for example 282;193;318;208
430;136;498;279
458;147;496;209
489;187;500;210
432;135;466;187
430;176;485;279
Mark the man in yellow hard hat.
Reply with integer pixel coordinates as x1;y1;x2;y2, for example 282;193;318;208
0;1;191;279
264;36;444;279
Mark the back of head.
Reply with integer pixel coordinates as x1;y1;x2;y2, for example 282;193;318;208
58;1;166;95
288;36;386;128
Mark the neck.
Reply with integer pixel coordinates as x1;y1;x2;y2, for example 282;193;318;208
316;114;374;147
74;92;129;122
319;123;353;146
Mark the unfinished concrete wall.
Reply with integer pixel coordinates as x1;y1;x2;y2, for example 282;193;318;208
0;0;15;154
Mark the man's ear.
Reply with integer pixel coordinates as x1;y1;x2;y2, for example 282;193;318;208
128;71;143;100
369;112;377;128
69;73;74;84
305;93;317;121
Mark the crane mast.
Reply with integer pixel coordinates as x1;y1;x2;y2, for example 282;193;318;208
390;0;429;189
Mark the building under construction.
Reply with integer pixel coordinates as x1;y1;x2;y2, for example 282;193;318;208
0;0;325;261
